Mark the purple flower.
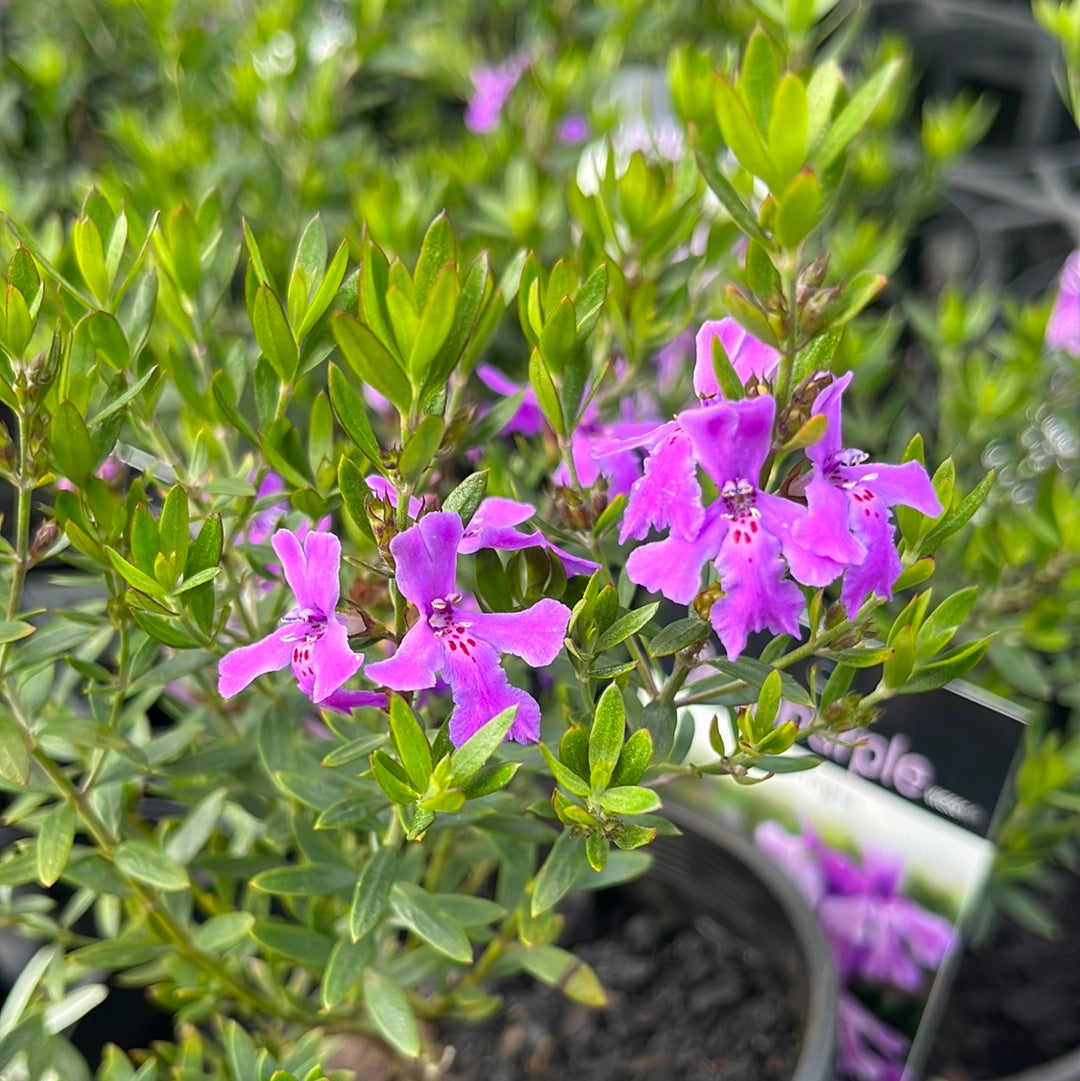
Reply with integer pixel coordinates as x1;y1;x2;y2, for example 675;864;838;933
476;364;546;436
793;373;941;615
1046;251;1080;355
459;497;599;577
365;512;571;746
625;396;833;659
552;415;658;498
837;993;909;1081
818;849;955;992
694;318;779;399
218;530;382;712
246;472;331;547
465;53;528;133
557;113;590;145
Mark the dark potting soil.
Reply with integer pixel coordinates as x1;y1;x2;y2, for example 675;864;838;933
439;880;804;1081
927;867;1080;1079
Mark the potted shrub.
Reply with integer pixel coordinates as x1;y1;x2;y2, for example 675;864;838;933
0;1;1010;1079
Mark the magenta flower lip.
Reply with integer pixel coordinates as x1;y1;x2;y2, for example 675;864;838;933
365;512;571;746
218;529;380;711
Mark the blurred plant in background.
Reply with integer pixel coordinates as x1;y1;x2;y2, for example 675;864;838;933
0;0;1074;1078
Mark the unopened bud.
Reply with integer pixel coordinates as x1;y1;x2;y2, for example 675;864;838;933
30;519;60;562
693;582;723;624
796;255;831;303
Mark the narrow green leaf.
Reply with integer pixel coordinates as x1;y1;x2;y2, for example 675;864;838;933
738;27;782;133
398;414;444;484
409;265;458;379
532;830;587;916
810;59;902;171
114;840;189;891
370;750;418;804
589;683;625;790
594;602;659;653
73;216;110;305
413;213;456;310
51;401;96;485
35;802;74;887
328;363;382;469
597;785;662;816
251;863;357;896
363;968;420;1059
105;547;170;599
390;882;472;964
541;742;593;799
768;73;808;187
774;170;823;249
332;313;412;414
449;703;516;785
516;943;606;1007
158;485;189;571
250;921;334;968
297;238;349;341
350;848;397;942
253;284;299;381
715;78;777;188
693;138;767;241
322;937;371;1009
388;695;433;792
443;471;489;525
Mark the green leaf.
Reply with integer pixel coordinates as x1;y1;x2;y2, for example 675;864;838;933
610;728;653;787
251;863;357;896
350;848;397;942
754;670;782;735
105;546;170;599
322;937;371;1009
242;219;271;285
398;414;444;484
328;363;381;469
388;695;433;792
516;944;606;1007
820;271;886;329
916;587;977;659
811;59;902;171
589;683;625;791
250;921;334;968
114;840;189;891
158;485;189;571
532;830;587;916
528;347;563;436
768;73;808;187
184;513;223;634
594;602;659;653
792;328;842;385
0;621;35;645
409;265;458;380
539;296;578;375
597;783;661;815
390;882;472;964
715;77;777;188
805;60;844;148
413;213;456;310
253;284;299;382
738;27;782;133
693;138;768;242
900;638;991;695
574;263;608;340
35;802;74;887
332;313;412;415
443;471;489;526
73;215;110;305
918;470;994;556
362;968;420;1059
541;742;592;799
449;703;516;785
297;238;349;341
371;750;418;805
191;912;256;952
647;617;711;659
51;400;96;485
882;624;916;689
165;204;200;297
774;170;823;249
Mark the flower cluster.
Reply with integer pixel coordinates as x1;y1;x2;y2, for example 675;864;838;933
618;319;941;659
756;820;955;1081
218;502;574;746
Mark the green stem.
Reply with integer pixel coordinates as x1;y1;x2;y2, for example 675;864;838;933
0;403;33;677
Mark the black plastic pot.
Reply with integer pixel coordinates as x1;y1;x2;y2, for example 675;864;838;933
650;803;838;1081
